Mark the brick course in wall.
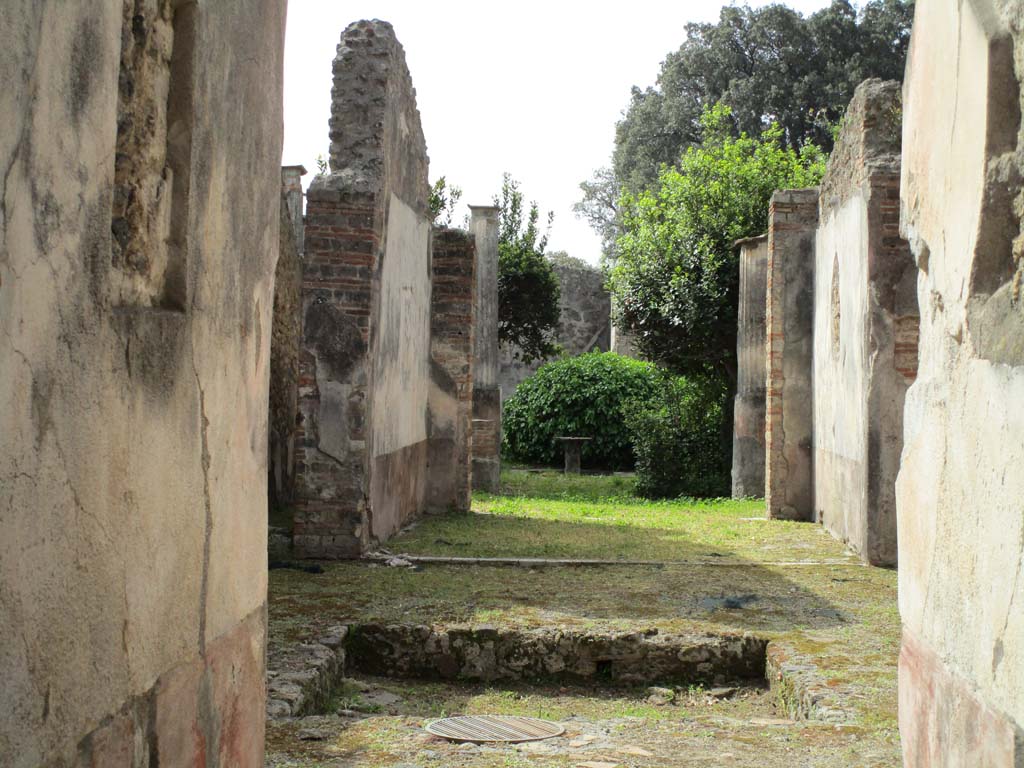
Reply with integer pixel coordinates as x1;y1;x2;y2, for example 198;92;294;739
293;190;380;558
426;229;476;513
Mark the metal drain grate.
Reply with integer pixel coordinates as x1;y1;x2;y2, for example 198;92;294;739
425;715;565;743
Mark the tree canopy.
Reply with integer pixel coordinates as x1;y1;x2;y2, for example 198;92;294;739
614;0;912;193
576;1;912;260
494;174;561;363
607;105;826;381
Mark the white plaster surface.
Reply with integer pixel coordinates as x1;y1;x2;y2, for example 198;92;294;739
0;1;283;762
898;0;1024;731
371;193;431;458
813;196;870;551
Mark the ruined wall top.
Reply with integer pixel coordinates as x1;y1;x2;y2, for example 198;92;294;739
319;20;429;214
819;79;903;214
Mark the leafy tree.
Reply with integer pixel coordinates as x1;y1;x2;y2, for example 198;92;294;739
495;173;561;363
608;104;826;386
572;167;622;264
429;176;463;227
625;372;730;498
608;0;912;195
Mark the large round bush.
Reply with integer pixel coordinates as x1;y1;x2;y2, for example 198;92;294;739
502;352;659;470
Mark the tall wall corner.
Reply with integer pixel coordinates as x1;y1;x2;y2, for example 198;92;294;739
293;19;432;558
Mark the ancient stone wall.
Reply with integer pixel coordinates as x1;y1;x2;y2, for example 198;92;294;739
498;256;611;399
282;164;306;256
896;0;1024;762
812;80;917;567
470;205;502;491
764;189;818;521
0;1;285;765
610;325;640;358
270;173;305;509
426;228;476;513
732;235;768;499
294;21;433;558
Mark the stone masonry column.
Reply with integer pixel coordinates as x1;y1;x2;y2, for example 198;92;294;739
281;164;306;255
470;205;501;492
732;234;768;498
765;189;818;520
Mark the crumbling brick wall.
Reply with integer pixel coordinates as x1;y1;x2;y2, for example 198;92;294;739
896;0;1024;762
0;1;285;765
426;229;476;513
812;79;918;567
293;21;440;557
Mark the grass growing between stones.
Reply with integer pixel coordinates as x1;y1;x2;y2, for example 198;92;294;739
268;470;901;766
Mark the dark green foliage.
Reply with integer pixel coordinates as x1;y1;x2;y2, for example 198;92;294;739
502;352;659;470
495;174;561;363
609;105;825;380
625;374;730;499
612;0;914;193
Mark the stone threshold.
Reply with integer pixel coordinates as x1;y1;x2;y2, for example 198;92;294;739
362;554;863;568
267;623;851;724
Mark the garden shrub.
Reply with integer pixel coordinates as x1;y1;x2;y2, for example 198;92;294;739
624;373;730;499
502;352;659;470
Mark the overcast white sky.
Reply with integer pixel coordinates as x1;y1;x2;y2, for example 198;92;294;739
283;0;832;264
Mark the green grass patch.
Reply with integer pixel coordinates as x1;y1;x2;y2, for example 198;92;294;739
388;469;856;563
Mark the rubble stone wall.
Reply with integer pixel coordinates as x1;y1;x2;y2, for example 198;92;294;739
812;79;917;567
498;258;611;399
0;1;286;765
896;0;1024;763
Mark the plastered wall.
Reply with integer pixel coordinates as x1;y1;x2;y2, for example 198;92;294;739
0;1;285;764
812;79;917;568
896;0;1024;762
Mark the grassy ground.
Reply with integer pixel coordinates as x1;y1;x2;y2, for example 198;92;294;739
267;675;894;767
267;470;901;767
387;470;859;563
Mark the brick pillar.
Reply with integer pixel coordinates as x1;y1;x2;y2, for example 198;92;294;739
470;205;501;492
293;183;378;558
765;188;818;520
732;234;768;498
426;229;476;513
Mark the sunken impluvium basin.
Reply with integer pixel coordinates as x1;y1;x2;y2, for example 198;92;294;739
266;623;784;721
345;623;767;684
